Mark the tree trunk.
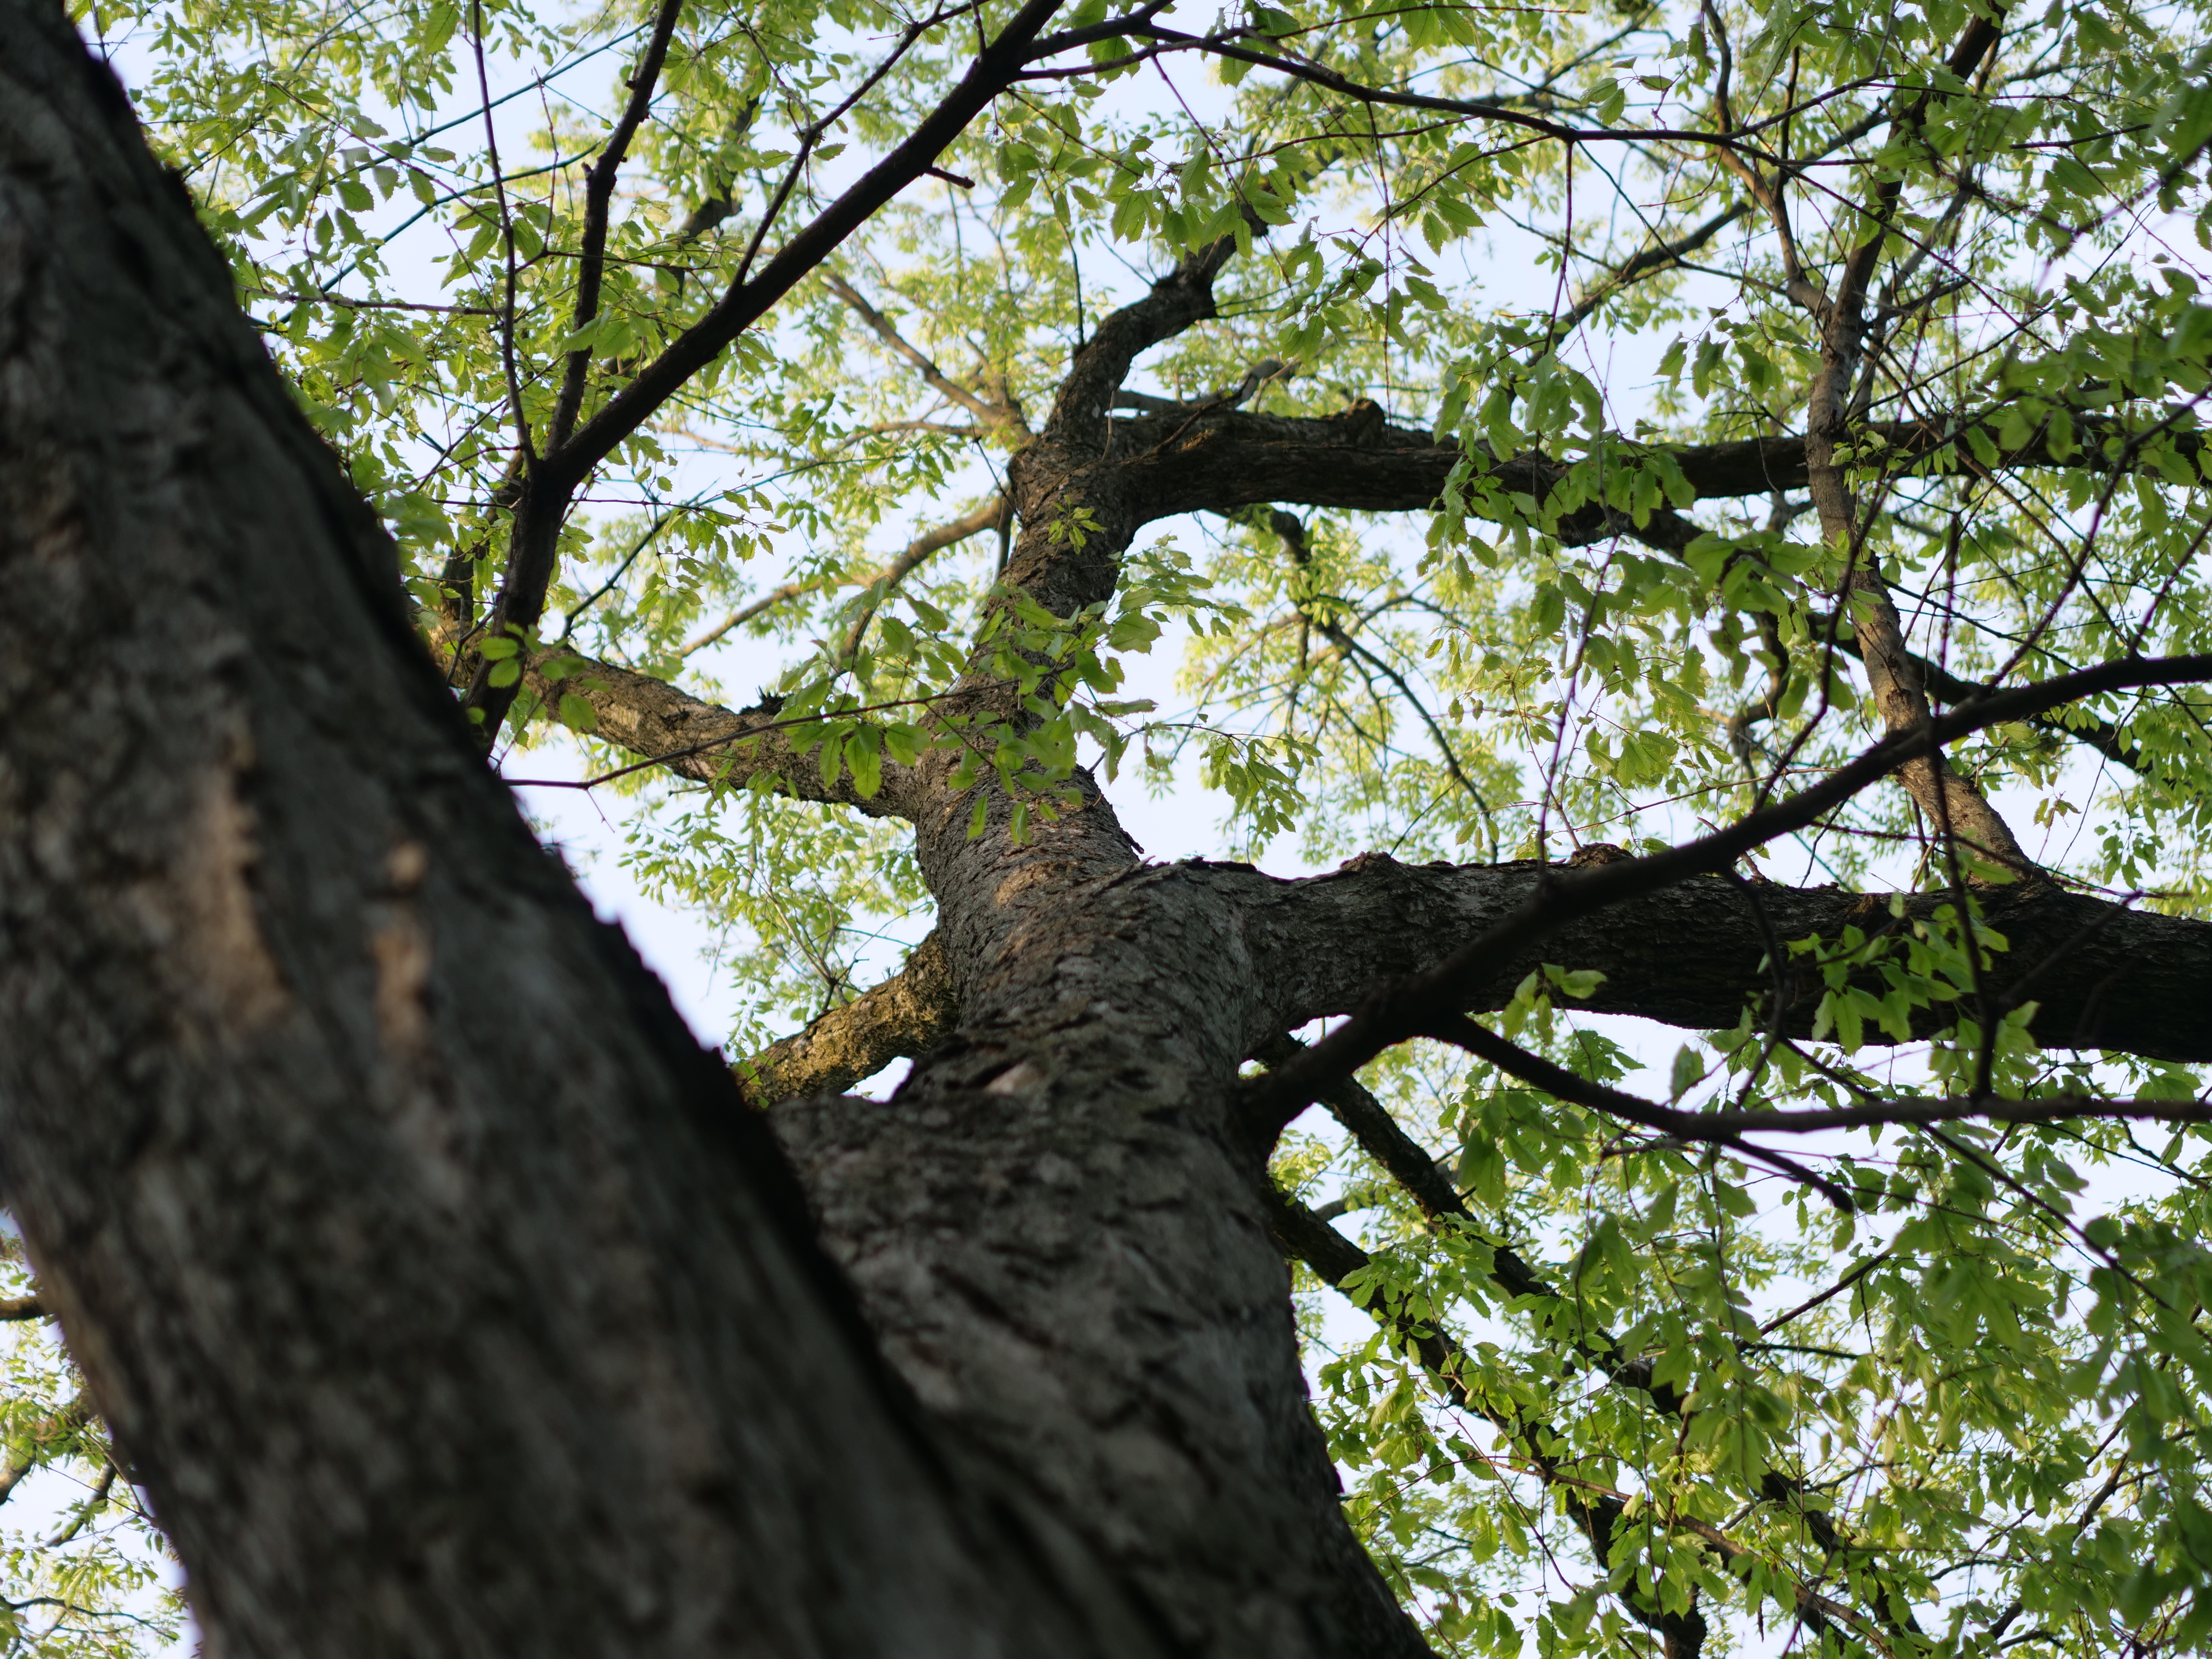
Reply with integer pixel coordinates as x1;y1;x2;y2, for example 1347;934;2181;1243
0;9;1186;1654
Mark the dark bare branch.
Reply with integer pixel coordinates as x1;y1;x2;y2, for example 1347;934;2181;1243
1105;403;2205;531
1430;1008;2212;1143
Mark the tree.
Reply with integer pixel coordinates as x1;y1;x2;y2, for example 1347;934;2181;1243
4;0;2212;1651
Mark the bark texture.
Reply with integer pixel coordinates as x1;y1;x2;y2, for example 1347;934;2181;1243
0;14;1165;1656
768;777;1429;1659
739;932;959;1103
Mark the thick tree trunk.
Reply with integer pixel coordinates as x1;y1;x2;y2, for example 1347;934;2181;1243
0;10;1174;1655
772;773;1429;1658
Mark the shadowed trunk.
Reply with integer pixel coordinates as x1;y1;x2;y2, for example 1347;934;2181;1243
0;9;1174;1655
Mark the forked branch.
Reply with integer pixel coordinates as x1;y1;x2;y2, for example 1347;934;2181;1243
462;0;1075;747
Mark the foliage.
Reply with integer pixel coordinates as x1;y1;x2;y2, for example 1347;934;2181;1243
42;0;2212;1650
0;1243;180;1659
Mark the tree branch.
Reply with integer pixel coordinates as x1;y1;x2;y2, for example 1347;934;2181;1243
461;0;1074;747
1225;849;2212;1072
1792;9;2022;874
1262;1185;1857;1655
517;648;920;815
1237;650;2212;1136
682;496;1008;659
1104;403;2202;531
738;933;957;1105
839;495;1009;665
824;275;1029;433
546;0;687;456
1250;1031;1688;1407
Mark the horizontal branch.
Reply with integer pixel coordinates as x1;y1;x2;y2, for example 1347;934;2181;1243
738;934;957;1106
1640;1090;2212;1138
1428;1011;2209;1191
1224;851;2212;1069
1231;652;2212;1133
1106;403;2206;531
513;648;920;815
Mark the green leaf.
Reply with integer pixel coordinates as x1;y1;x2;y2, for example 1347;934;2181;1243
1668;1045;1703;1101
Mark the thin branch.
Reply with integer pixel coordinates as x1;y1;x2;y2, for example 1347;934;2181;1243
1433;1011;2212;1140
250;291;501;316
469;0;533;467
838;495;1008;665
823;274;1022;428
547;0;688;454
1758;1254;1890;1335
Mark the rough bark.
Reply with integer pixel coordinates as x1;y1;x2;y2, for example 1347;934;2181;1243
739;933;958;1104
1220;853;2212;1061
769;771;1432;1657
0;15;1166;1656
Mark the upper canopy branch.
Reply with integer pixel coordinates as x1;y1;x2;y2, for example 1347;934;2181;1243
995;237;1241;618
514;647;922;816
460;0;1076;748
1103;403;2206;530
1042;237;1239;457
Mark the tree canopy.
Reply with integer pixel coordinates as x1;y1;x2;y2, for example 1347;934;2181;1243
7;0;2212;1652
